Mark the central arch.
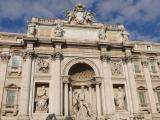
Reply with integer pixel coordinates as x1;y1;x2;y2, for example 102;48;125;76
62;58;101;118
63;58;100;77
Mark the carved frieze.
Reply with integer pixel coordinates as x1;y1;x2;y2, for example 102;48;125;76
37;58;50;73
111;61;123;76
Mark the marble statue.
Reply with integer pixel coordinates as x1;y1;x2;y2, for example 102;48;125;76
114;87;125;110
72;86;96;120
98;28;106;40
35;86;49;113
28;23;36;35
54;24;64;37
122;30;130;41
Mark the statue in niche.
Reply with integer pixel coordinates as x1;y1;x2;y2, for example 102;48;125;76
54;24;64;37
98;28;106;40
35;86;49;113
114;87;126;110
72;87;96;120
37;58;49;73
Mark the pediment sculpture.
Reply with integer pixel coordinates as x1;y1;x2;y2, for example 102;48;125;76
65;4;95;25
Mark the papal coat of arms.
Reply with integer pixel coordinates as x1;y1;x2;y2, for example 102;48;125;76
65;4;95;25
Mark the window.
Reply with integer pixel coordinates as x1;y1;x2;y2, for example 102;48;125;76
139;91;147;107
6;90;16;108
150;61;157;73
134;62;141;73
11;55;21;68
2;84;20;116
157;91;160;105
137;86;148;107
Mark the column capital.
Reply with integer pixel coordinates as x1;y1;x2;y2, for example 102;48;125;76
0;53;10;62
23;50;35;60
51;51;63;60
62;76;69;84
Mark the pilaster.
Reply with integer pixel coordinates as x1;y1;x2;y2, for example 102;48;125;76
50;44;63;116
125;49;139;113
0;48;10;115
18;44;34;120
100;52;114;115
141;58;157;113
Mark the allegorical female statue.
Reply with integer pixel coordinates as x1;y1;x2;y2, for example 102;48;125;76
35;86;49;113
114;87;126;110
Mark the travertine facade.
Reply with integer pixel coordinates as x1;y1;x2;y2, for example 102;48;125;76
0;4;160;120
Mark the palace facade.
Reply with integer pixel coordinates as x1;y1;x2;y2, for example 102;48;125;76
1;4;160;120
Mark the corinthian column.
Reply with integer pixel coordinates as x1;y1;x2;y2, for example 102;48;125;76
95;78;101;116
142;58;157;113
101;54;113;114
50;45;62;116
125;49;139;113
18;44;34;120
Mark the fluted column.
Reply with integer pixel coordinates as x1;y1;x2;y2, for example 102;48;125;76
50;45;62;116
18;44;34;119
142;58;157;113
101;53;114;115
0;49;10;113
125;49;139;113
95;79;101;116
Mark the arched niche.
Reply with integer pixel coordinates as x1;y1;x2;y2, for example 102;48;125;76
63;58;100;77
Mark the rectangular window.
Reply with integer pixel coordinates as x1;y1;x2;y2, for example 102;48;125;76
134;62;140;73
150;62;157;73
12;56;20;68
139;91;147;107
6;90;16;108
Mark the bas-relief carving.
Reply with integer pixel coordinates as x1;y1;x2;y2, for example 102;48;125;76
35;86;49;113
71;86;96;120
114;86;126;111
37;58;49;73
111;61;123;76
65;4;95;25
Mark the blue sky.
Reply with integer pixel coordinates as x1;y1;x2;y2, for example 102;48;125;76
0;0;160;42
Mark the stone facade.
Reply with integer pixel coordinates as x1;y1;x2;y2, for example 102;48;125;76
0;4;160;120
